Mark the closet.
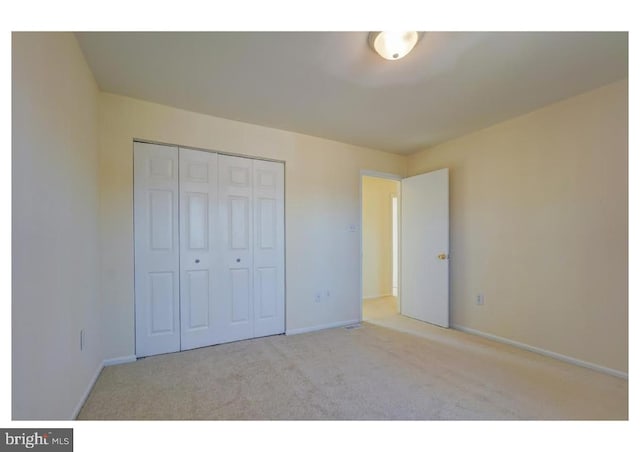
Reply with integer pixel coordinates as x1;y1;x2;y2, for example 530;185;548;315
133;141;285;357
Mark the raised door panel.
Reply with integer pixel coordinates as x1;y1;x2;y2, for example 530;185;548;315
257;198;276;250
256;267;277;319
186;270;210;330
186;192;209;250
149;272;176;334
230;268;250;323
229;196;250;250
134;142;180;357
149;190;174;250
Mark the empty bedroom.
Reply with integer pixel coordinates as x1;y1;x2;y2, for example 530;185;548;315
8;11;631;451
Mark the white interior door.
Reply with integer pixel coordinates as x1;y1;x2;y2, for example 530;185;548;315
400;168;449;327
179;149;219;350
134;142;181;357
217;155;255;343
252;159;285;338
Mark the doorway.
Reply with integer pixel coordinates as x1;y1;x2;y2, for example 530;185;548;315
361;174;401;322
360;168;450;329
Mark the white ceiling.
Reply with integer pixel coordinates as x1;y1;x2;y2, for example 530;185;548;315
76;32;627;155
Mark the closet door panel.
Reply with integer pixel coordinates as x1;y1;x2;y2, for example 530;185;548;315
134;142;181;357
229;196;250;249
256;267;277;319
218;155;254;343
186;269;210;329
253;159;285;337
230;268;251;322
179;149;219;350
147;271;176;335
186;192;208;249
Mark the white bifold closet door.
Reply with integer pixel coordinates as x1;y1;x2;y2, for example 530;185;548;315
216;155;286;342
134;142;285;358
134;142;181;356
217;154;254;343
179;148;219;350
251;159;286;338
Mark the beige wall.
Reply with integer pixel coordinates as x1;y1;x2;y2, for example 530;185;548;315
407;79;628;373
12;33;103;419
98;93;406;359
362;176;399;299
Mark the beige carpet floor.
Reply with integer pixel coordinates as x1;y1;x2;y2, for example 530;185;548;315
78;298;627;420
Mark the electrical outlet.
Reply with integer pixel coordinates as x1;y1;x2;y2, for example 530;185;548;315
80;329;85;351
476;294;484;306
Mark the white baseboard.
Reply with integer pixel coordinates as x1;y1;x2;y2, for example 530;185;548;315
452;324;628;380
71;361;103;420
103;355;137;366
286;319;360;336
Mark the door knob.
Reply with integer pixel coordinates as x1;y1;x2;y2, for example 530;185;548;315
437;253;448;260
195;259;200;263
236;258;241;263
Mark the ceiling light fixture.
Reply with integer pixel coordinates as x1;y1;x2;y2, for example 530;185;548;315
368;31;422;61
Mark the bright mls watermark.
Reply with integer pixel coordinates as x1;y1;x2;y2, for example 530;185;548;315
0;429;72;451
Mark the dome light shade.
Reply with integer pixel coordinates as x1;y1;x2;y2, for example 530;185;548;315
369;31;421;60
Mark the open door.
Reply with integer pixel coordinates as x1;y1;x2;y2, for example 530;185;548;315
400;168;449;327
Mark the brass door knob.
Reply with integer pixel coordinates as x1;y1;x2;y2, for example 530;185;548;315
438;253;448;260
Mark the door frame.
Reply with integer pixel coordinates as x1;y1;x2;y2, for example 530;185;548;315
359;170;403;323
